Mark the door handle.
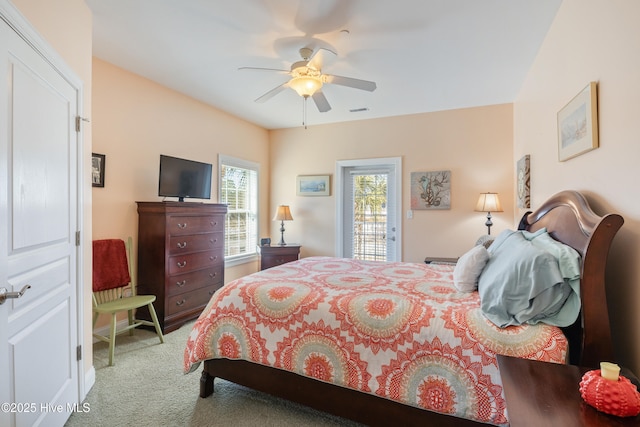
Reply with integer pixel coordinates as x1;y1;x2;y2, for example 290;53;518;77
0;285;31;305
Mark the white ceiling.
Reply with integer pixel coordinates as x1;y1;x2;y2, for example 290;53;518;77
86;0;562;130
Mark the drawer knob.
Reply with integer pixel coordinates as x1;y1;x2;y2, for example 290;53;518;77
209;272;216;278
209;256;215;261
177;261;187;268
176;299;186;306
176;280;186;287
210;221;217;227
178;223;187;229
209;290;215;296
177;242;187;249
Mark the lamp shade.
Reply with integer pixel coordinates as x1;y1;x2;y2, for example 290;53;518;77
273;205;293;221
475;193;503;212
289;76;322;97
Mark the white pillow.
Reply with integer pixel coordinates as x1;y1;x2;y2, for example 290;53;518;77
453;245;490;292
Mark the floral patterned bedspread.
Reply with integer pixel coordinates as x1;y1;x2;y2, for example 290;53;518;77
184;257;568;425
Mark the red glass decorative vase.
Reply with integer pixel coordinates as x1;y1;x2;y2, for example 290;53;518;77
579;369;640;417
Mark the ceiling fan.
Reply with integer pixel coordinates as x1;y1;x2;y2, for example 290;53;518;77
240;47;377;113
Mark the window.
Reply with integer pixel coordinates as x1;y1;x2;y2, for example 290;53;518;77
219;155;259;266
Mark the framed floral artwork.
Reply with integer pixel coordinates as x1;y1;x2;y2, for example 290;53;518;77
410;170;451;210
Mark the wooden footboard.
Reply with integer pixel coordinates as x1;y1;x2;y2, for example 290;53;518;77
200;358;485;426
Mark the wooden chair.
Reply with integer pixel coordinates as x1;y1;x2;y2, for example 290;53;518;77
92;237;164;366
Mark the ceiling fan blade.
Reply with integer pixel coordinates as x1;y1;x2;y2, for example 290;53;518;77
307;47;337;71
323;74;377;92
311;91;331;112
238;66;290;74
255;82;290;103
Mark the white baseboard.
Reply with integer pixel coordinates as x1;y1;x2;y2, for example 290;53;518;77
83;366;95;399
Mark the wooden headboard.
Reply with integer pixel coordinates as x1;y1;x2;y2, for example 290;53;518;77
518;190;624;368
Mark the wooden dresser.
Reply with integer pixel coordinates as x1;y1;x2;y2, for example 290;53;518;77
136;202;227;333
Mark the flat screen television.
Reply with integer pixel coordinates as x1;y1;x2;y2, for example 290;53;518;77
158;154;212;202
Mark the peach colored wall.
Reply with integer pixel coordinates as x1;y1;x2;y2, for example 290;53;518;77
21;0;636;389
11;0;95;381
269;104;514;263
91;58;271;323
514;0;640;373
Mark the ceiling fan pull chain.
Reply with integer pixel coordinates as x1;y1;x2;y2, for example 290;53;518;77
303;96;308;129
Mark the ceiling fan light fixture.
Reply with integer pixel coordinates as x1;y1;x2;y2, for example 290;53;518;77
290;75;323;97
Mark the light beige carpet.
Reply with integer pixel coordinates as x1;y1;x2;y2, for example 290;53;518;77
65;321;362;427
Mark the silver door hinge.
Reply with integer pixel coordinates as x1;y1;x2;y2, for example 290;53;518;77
75;231;81;246
76;345;82;361
75;116;90;132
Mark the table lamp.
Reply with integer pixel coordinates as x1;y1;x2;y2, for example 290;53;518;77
475;193;502;235
273;205;293;245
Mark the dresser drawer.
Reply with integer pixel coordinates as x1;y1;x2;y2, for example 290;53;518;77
168;251;223;275
259;244;301;271
169;232;223;255
167;285;220;316
261;253;299;270
167;264;223;297
168;215;224;236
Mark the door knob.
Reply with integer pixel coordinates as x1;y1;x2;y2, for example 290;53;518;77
0;285;31;305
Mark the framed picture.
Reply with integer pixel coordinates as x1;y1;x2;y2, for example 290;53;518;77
410;170;451;210
296;175;330;196
517;155;530;208
92;153;105;187
557;82;599;161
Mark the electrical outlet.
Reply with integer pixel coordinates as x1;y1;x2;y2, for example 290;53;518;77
407;210;413;219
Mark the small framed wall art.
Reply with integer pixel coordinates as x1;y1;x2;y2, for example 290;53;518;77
296;175;330;196
410;170;451;210
557;82;599;161
517;155;530;208
92;153;105;187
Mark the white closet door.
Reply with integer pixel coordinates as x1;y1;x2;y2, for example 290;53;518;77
0;4;81;426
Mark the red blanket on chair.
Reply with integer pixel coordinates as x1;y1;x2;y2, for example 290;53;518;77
93;239;131;292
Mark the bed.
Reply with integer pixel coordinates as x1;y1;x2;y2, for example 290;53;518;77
183;190;623;426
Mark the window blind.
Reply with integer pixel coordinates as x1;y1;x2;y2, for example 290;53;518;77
344;167;394;261
219;156;258;262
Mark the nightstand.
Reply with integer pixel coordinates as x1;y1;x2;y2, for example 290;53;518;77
497;355;640;426
259;244;301;270
424;257;458;265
